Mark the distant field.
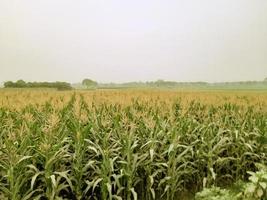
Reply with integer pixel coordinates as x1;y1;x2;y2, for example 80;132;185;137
0;88;267;109
94;81;267;91
0;89;266;199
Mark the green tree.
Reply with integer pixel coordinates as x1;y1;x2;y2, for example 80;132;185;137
16;80;27;87
3;80;72;90
4;81;14;88
82;79;98;89
55;82;73;90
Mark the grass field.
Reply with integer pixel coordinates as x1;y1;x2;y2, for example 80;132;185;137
0;89;267;199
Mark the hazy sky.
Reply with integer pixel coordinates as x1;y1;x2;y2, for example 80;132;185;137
1;0;267;83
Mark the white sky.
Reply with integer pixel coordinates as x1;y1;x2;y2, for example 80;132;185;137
0;0;267;83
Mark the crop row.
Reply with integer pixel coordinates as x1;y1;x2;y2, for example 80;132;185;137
0;94;266;199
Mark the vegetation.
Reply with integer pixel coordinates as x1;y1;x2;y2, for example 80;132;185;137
0;90;266;199
4;80;72;90
94;80;267;90
7;78;266;91
195;163;267;200
82;79;98;89
243;163;267;199
195;187;236;200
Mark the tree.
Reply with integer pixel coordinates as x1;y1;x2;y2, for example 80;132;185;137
3;80;72;90
82;79;98;89
4;80;26;88
4;81;14;88
55;82;73;90
264;77;267;82
16;80;27;87
155;79;164;87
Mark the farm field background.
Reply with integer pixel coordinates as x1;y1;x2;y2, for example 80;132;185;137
1;88;267;110
0;89;267;199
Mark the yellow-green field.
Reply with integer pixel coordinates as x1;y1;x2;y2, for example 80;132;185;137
0;89;267;199
1;89;267;109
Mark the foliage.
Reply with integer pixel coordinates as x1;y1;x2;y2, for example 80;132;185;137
82;79;97;89
0;92;266;199
195;164;267;200
195;187;236;200
3;80;72;90
97;80;267;90
242;163;267;199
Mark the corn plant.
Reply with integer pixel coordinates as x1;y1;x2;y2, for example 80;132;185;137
0;91;266;199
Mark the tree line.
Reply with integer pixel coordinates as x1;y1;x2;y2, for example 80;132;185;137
3;78;267;90
4;80;72;90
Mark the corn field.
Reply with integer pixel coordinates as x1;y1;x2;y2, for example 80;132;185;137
0;90;267;199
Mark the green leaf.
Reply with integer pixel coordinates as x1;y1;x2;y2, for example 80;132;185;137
17;156;32;165
161;185;170;198
150;188;155;199
249;175;258;183
54;171;73;191
93;178;103;192
31;172;43;190
106;182;112;199
209;168;216;181
50;175;57;188
246;184;256;194
257;188;263;197
168;144;174;155
149;149;154;161
21;189;42;200
88;146;98;154
113;195;122;200
27;164;39;172
130;188;137;200
259;182;267;189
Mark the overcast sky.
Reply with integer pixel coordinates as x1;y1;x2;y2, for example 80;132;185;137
0;0;267;83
